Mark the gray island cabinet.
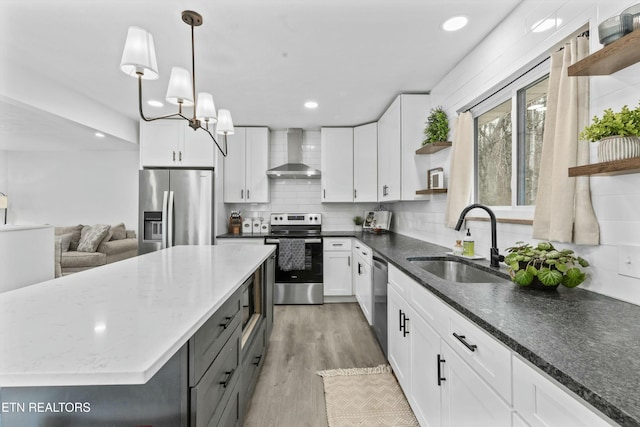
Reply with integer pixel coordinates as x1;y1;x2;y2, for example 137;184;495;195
0;245;275;427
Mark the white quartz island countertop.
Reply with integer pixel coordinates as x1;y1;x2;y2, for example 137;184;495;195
0;244;275;387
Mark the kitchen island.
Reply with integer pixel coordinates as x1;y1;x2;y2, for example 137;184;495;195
0;244;276;426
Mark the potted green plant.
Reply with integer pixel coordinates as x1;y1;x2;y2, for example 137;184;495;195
504;241;589;290
422;106;449;145
579;102;640;162
353;216;364;232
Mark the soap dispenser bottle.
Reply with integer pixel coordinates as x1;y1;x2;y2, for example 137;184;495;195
463;228;474;257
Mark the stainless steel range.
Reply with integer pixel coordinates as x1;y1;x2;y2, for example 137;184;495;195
265;213;323;304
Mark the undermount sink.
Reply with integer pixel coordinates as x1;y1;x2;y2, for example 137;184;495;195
407;257;511;284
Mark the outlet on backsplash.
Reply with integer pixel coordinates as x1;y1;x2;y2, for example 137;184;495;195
618;244;640;279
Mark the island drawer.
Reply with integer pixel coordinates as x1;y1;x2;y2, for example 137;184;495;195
189;286;242;386
191;324;241;427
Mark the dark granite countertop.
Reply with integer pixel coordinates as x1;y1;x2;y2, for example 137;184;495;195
217;229;640;425
355;232;639;427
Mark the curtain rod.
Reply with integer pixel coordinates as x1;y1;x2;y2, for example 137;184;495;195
458;30;590;114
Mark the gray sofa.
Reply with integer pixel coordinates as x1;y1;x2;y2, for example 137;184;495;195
54;224;138;277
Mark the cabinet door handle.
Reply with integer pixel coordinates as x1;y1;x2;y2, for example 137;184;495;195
358;263;362;275
247;189;250;199
253;355;263;366
240;189;244;199
219;315;234;330
437;354;446;386
172;151;176;162
403;314;410;337
179;151;182;162
362;251;368;256
354;188;357;199
323;189;326;199
399;309;403;332
347;256;351;267
219;368;235;388
453;333;478;352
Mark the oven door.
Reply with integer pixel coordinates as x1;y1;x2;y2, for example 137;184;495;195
265;237;323;304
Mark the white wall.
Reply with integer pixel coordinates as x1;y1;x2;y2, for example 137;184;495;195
392;0;640;306
6;150;139;229
225;129;379;231
0;150;7;195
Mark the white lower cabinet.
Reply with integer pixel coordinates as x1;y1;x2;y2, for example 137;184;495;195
440;341;512;427
387;283;411;392
353;240;373;325
388;264;615;427
512;356;612;427
323;238;353;296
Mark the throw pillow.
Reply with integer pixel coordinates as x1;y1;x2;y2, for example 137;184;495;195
57;232;74;252
55;225;83;251
77;224;110;253
110;223;127;240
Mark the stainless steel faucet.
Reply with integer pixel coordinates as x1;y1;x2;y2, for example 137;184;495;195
454;204;504;268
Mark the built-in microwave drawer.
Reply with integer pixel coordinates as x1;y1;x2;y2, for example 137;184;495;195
189;286;242;386
191;325;241;427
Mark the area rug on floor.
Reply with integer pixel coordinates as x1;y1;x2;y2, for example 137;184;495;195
316;364;419;427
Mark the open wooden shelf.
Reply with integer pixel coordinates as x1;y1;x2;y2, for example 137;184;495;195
415;141;452;155
416;188;447;195
568;157;640;177
568;31;640;76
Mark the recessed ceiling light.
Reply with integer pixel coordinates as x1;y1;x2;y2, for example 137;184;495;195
147;100;164;108
304;101;318;109
531;18;562;33
95;132;105;138
442;16;468;32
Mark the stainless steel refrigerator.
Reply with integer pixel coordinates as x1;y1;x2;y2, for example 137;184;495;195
139;169;215;255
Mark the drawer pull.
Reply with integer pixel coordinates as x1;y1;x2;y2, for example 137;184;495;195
253;355;263;366
453;333;478;352
219;315;234;330
437;354;446;386
403;315;410;337
219;369;235;388
332;243;343;246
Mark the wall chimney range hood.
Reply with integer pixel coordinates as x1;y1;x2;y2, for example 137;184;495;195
266;128;321;179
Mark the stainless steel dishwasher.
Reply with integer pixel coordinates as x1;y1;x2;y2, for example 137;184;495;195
372;255;388;358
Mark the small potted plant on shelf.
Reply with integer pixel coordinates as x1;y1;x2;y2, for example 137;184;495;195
353;216;364;232
579;102;640;162
504;241;589;290
423;106;450;146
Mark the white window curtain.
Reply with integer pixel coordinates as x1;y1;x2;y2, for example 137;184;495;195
444;112;474;228
532;36;599;245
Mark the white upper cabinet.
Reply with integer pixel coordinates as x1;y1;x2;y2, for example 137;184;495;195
140;120;215;168
353;123;378;202
377;94;431;201
377;97;401;201
223;127;270;203
321;127;354;202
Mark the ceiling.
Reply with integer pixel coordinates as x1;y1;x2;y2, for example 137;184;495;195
0;0;523;151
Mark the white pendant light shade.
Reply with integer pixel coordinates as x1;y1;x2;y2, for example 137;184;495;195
120;27;159;80
216;109;234;135
166;67;194;106
196;92;217;124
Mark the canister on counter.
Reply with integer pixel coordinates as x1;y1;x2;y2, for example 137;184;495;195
260;220;270;234
242;218;253;234
252;218;262;234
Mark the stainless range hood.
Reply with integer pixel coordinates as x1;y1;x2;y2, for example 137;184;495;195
266;128;321;179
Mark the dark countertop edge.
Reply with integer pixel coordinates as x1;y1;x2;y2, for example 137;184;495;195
362;233;636;427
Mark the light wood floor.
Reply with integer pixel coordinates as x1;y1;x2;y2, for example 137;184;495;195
243;303;387;427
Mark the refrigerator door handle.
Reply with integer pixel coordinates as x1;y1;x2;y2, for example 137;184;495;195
167;190;175;248
161;191;169;249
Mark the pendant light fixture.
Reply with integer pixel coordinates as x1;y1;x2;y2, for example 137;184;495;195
120;10;233;156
